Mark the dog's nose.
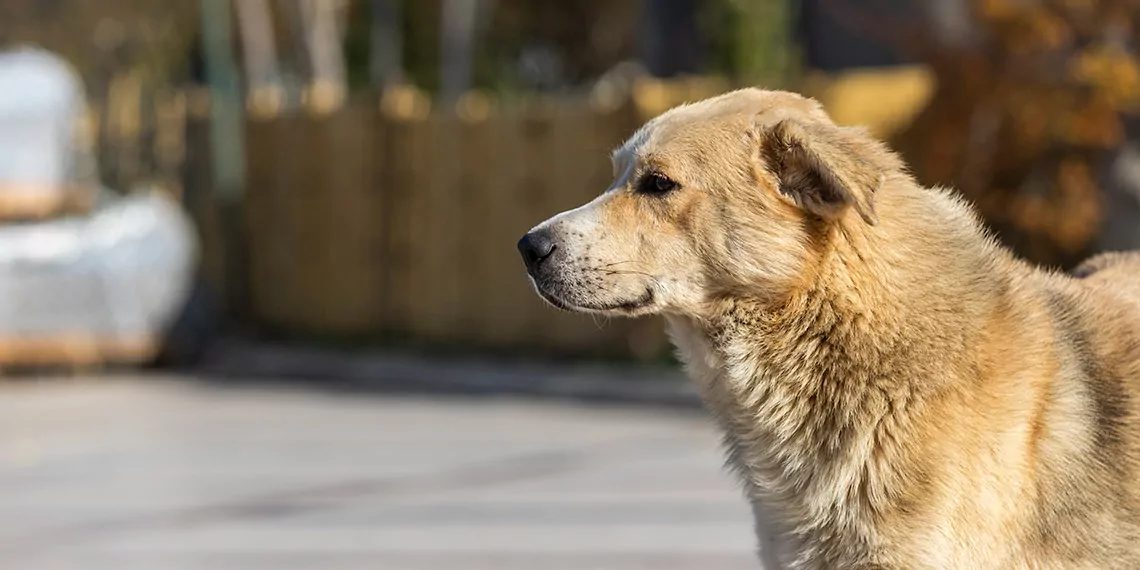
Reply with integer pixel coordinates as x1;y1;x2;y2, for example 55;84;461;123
518;231;557;276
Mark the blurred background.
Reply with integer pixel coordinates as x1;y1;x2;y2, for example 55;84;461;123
0;1;1138;569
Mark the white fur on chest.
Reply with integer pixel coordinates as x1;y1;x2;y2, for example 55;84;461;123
664;315;886;569
665;316;790;568
664;316;723;394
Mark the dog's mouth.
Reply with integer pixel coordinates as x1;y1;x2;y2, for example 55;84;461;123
533;283;655;315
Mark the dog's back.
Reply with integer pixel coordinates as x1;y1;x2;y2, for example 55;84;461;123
1068;251;1140;354
1023;251;1140;566
1073;252;1140;307
1074;251;1140;279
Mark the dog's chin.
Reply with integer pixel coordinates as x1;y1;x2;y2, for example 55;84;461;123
533;284;656;317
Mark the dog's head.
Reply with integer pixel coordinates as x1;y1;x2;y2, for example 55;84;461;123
518;88;902;317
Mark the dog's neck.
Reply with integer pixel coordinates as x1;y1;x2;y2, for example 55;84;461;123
665;195;1006;555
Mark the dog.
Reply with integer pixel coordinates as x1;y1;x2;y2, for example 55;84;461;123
517;88;1140;569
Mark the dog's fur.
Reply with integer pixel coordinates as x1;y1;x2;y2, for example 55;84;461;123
519;88;1140;569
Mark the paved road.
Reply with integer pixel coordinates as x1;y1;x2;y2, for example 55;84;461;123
0;376;757;569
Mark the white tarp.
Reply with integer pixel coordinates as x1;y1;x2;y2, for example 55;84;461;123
0;188;198;342
0;46;94;190
0;46;203;362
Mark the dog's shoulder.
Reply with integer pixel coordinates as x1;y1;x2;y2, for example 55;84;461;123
1015;252;1140;562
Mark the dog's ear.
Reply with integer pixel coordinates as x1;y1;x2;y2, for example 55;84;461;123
758;118;888;226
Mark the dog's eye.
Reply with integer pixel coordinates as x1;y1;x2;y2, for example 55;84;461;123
640;173;678;195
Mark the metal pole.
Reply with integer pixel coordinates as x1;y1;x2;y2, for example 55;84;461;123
199;0;250;319
199;0;245;200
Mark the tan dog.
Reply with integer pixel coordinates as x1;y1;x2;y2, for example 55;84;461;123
517;88;1140;569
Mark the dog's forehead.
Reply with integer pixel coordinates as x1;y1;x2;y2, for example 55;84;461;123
612;123;653;165
610;89;830;176
613;109;742;166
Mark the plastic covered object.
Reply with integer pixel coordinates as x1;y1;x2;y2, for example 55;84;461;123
0;46;97;209
0;188;199;348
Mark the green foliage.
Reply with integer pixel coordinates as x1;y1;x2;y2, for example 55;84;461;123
341;0;374;90
699;0;796;87
0;0;796;98
341;0;795;96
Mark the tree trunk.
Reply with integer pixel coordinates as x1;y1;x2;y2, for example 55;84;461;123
294;0;347;112
234;0;284;116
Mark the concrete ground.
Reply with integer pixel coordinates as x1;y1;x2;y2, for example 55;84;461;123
0;375;757;569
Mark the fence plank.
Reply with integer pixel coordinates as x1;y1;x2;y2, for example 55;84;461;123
455;111;493;340
405;115;463;343
374;107;397;333
244;114;290;325
289;114;325;327
380;112;428;338
318;102;382;332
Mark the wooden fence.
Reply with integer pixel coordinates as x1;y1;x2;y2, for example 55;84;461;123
240;87;709;360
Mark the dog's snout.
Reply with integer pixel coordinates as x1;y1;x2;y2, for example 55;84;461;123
518;231;557;276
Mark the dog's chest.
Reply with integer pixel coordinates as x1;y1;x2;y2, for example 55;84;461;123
664;317;750;435
664;315;890;567
665;315;813;473
664;317;804;496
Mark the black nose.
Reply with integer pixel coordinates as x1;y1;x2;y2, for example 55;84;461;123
518;231;557;276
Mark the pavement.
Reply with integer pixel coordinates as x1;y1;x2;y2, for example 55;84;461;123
0;374;759;570
196;337;702;408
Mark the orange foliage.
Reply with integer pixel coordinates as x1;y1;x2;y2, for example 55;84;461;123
896;0;1140;268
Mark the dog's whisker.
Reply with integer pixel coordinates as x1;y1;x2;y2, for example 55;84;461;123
589;312;611;330
581;266;654;278
601;269;654;277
